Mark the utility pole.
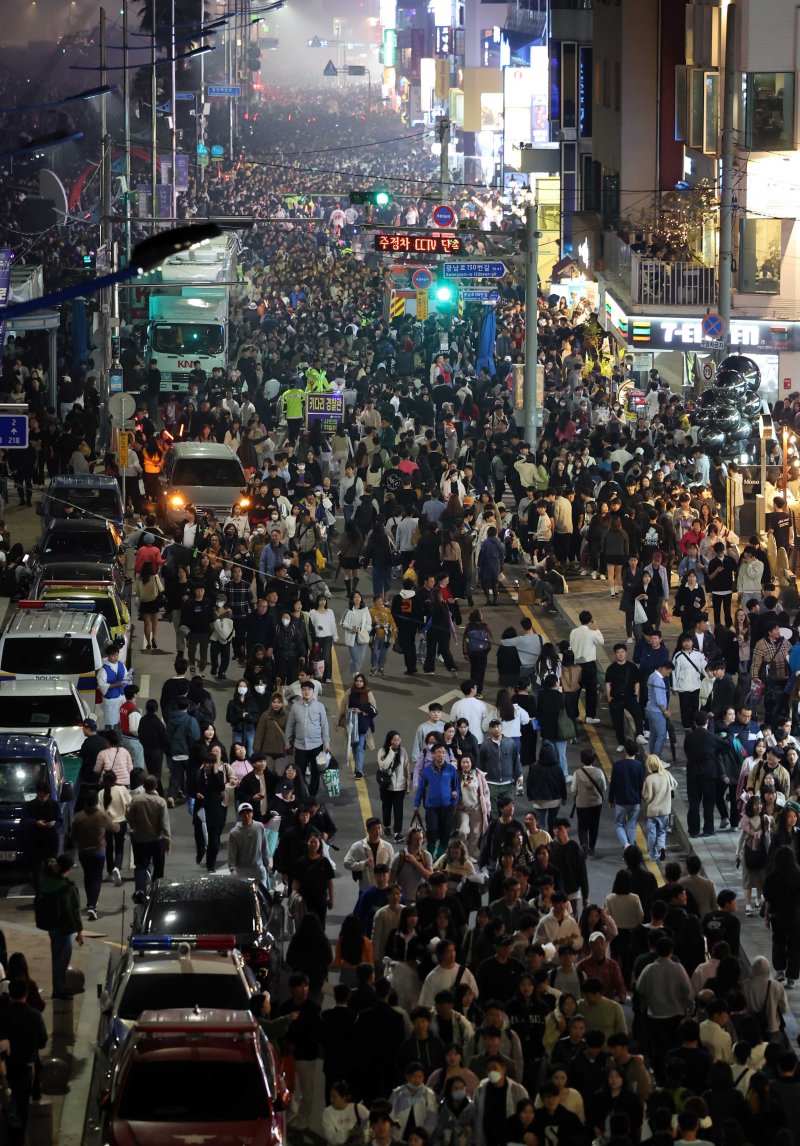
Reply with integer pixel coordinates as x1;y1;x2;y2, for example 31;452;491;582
150;0;158;231
438;115;450;204
99;7;113;442
170;0;177;221
524;201;541;444
122;0;131;264
718;1;736;358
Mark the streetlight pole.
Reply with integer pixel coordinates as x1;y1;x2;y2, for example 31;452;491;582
150;0;158;230
122;0;131;263
170;0;177;221
524;201;541;445
718;2;736;358
438;115;450;204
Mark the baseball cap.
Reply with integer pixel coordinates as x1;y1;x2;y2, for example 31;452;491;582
238;803;254;813
366;816;382;829
82;718;98;731
276;780;293;794
588;930;606;944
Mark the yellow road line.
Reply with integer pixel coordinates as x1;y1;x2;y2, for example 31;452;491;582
330;642;375;830
517;600;662;884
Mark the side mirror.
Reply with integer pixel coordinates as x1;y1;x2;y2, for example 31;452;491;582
60;782;74;803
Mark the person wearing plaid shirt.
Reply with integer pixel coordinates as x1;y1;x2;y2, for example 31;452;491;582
225;566;254;665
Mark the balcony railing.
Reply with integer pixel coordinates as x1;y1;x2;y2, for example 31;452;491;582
505;1;548;36
631;251;717;308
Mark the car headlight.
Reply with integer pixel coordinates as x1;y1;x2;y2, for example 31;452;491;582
169;494;186;510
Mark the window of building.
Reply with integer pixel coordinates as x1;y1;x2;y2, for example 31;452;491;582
689;68;704;149
675;65;687;140
703;72;719;154
744;73;795;150
738;217;782;293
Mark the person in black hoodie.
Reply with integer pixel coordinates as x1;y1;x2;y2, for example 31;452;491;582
526;742;567;831
684;711;727;837
391;579;426;676
137;698;170;786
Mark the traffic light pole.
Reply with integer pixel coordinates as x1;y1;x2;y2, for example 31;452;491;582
438;116;450;204
524;202;540;445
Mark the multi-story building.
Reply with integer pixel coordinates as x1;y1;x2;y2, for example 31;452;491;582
581;0;800;401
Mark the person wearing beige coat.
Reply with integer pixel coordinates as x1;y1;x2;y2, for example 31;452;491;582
641;755;678;860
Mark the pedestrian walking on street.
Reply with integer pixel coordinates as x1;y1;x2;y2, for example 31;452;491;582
34;854;84;1001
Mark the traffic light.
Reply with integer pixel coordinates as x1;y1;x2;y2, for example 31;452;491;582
349;189;391;207
435;275;455;306
82;250;97;271
247;45;262;71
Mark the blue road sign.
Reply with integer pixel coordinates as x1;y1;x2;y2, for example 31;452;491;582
210;145;224;158
461;289;499;302
323;60;338;77
432;204;455;228
411;268;433;289
702;312;725;341
207;85;241;97
0;415;28;449
442;261;507;279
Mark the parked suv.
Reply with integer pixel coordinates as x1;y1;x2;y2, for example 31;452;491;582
0;733;76;865
38;474;125;529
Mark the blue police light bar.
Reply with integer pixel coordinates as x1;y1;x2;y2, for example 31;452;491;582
131;935;172;950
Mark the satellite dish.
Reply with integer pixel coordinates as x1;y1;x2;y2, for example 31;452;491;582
38;169;69;224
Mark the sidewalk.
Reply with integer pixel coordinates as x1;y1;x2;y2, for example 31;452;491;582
546;575;800;1043
0;901;106;1145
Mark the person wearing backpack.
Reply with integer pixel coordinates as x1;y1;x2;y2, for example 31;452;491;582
461;608;493;695
35;854;83;1000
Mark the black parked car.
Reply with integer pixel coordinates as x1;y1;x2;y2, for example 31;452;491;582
131;875;283;988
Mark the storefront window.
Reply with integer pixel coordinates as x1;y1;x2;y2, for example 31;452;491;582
744;73;795;151
738;217;782;294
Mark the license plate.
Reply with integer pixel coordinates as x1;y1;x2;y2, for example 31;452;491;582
0;852;17;862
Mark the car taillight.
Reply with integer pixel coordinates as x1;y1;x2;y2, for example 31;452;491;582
246;946;271;967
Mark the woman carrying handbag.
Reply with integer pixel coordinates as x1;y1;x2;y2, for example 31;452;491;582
134;559;165;652
337;673;377;781
376;730;411;841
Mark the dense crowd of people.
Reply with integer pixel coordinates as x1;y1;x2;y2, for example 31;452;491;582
5;86;800;1146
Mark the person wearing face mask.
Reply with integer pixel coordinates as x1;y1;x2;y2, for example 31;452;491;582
389;1063;438;1137
254;692;288;765
273;609;309;685
471;1056;528;1146
434;1075;476;1144
226;680;260;756
210;596;235;681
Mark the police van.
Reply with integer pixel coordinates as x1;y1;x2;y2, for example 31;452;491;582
0;602;125;706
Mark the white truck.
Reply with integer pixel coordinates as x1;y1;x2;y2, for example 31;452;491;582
142;231;241;392
144;287;228;392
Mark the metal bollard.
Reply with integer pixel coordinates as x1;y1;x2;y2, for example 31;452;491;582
51;996;74;1044
27;1098;54;1146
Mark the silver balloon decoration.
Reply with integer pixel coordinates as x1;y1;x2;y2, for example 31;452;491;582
697;355;763;459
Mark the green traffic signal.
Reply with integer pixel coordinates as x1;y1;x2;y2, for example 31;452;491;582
373;190;390;207
435;280;454;304
349;190;391;206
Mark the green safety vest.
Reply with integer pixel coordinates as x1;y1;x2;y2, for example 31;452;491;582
281;388;306;419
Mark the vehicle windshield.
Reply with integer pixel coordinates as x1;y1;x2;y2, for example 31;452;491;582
117;974;251;1021
118;1061;267;1121
171;460;245;488
42;532;117;558
0;695;81;727
145;898;255;936
47;489;121;519
0;637;95;676
0;759;47;802
152;324;224;356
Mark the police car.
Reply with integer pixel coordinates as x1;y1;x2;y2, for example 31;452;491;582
97;934;258;1062
0;602;127;705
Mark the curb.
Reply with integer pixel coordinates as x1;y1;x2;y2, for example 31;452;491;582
58;940;108;1146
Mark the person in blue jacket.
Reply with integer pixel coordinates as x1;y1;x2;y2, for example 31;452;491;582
414;743;460;860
